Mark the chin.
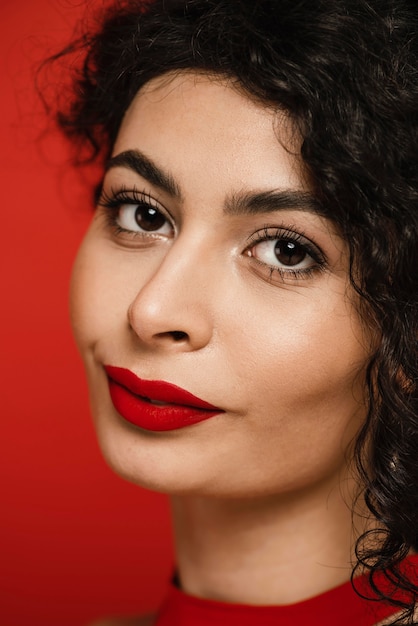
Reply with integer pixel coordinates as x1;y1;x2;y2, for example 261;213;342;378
93;418;214;496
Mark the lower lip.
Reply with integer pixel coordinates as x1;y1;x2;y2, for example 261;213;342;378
107;379;222;432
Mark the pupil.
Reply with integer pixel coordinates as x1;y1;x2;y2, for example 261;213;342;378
135;205;165;231
274;240;305;266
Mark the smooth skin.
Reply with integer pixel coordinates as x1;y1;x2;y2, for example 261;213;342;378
72;72;375;617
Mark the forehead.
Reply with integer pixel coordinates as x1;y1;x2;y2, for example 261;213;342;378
113;71;306;196
120;70;280;133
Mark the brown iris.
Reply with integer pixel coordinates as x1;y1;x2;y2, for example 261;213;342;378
135;204;166;231
274;240;306;266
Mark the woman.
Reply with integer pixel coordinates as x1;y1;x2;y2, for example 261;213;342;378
50;0;418;624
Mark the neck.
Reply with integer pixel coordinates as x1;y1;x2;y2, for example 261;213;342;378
170;475;369;606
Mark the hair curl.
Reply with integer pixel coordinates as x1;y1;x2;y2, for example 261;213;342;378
48;0;418;621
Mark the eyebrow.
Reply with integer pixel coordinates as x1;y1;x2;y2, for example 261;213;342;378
106;149;182;200
106;148;324;217
224;189;324;217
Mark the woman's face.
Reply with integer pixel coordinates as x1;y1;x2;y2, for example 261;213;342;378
71;72;370;497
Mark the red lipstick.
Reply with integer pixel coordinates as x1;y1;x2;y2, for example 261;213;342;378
105;365;223;431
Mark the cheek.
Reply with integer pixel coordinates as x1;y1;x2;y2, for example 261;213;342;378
70;224;172;354
69;235;127;352
227;306;368;491
232;288;369;418
70;240;102;351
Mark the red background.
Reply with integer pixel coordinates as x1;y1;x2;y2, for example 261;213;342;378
1;1;173;624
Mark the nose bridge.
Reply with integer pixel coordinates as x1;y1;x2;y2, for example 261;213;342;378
128;233;217;348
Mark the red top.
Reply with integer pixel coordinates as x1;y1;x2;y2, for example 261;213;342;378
155;556;418;626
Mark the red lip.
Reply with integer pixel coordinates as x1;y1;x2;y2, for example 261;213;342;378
104;365;223;431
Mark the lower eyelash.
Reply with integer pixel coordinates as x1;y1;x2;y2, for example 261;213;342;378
269;264;324;281
252;256;324;283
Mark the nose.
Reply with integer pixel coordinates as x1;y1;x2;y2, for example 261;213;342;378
127;239;215;352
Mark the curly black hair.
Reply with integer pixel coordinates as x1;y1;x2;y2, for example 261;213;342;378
48;0;418;621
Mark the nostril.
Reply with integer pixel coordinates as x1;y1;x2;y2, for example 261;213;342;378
171;330;188;341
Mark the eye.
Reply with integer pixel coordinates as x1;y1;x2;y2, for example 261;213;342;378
252;238;313;270
118;202;172;236
245;227;326;280
98;186;174;238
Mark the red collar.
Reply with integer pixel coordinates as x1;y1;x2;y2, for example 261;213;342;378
155;556;418;626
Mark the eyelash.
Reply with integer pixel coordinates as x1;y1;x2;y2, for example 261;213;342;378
245;227;327;281
98;186;173;237
98;187;326;282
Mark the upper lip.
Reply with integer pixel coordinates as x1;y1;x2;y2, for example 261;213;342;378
104;365;222;410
